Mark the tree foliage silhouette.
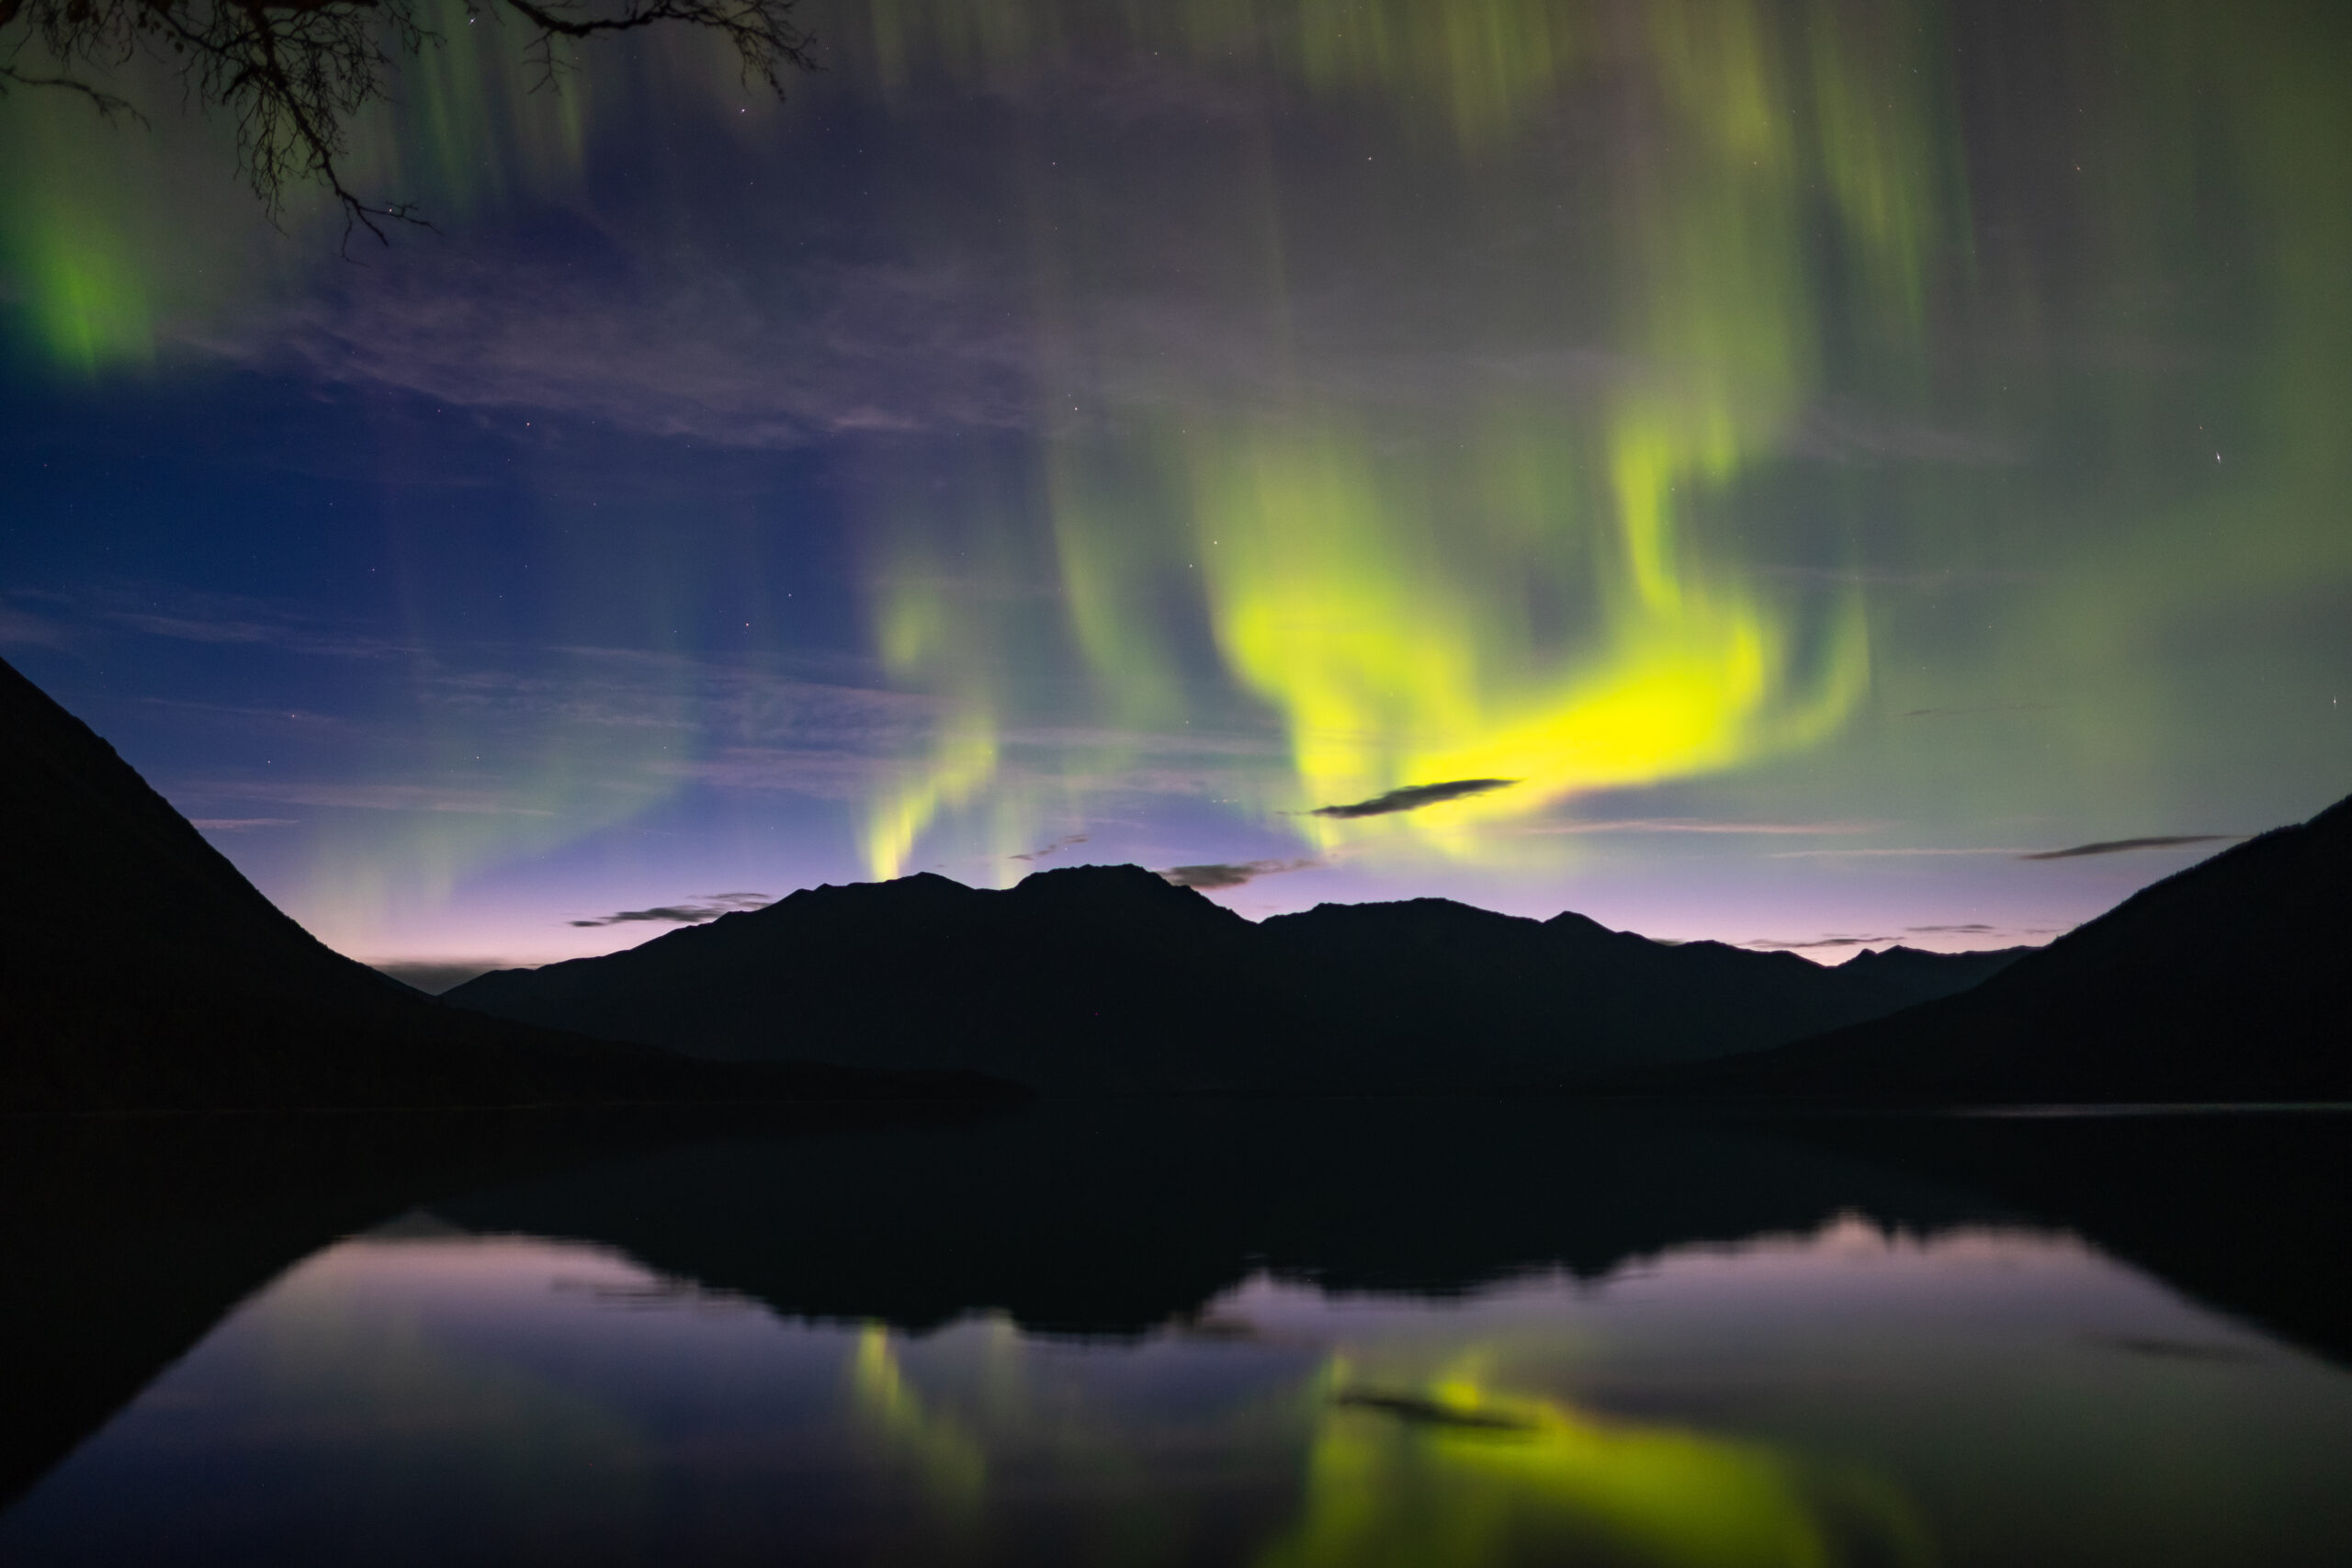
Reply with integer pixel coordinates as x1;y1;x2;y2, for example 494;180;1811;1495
0;0;813;240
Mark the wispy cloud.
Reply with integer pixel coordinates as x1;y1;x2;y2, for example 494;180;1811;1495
1770;846;2026;859
1898;704;2059;719
0;605;74;648
103;599;416;660
111;614;284;646
667;747;895;801
1788;403;2024;467
142;699;345;729
1310;779;1517;818
568;892;772;928
193;781;559;815
997;724;1285;757
1501;817;1884;837
188;818;299;831
1011;833;1090;862
191;203;1766;455
17;585;421;661
1158;858;1321;890
2018;834;2244;861
209;245;1038;449
1747;922;2047;951
1761;567;2043;590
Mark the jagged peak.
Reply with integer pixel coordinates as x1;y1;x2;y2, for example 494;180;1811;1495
1539;908;1620;941
763;870;978;910
1271;896;1536;927
1010;862;1243;919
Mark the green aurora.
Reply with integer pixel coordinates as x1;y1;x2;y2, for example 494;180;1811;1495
2;0;2346;960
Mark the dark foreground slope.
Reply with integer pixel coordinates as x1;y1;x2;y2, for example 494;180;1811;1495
0;658;1005;1111
450;866;2020;1092
1671;792;2352;1101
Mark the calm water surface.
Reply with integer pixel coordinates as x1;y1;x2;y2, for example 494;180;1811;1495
2;1106;2347;1566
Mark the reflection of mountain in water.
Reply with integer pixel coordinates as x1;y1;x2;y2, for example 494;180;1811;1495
1796;1111;2352;1371
432;1102;2007;1334
429;1104;2352;1374
0;1102;990;1513
6;1104;2347;1520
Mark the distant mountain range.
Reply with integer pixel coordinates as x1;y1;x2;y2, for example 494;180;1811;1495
9;651;2340;1107
0;656;1006;1111
1649;793;2352;1101
453;794;2352;1101
447;864;2024;1092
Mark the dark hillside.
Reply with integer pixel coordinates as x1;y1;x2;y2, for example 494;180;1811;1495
0;656;1002;1110
1664;792;2352;1101
1257;897;2024;1079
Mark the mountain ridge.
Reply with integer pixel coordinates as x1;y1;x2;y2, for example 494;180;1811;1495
1646;791;2352;1100
449;862;2026;1092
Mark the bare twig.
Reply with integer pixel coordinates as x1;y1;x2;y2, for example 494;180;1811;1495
0;0;809;237
0;63;147;120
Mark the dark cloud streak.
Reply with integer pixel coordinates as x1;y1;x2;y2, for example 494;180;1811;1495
1011;833;1090;862
568;892;772;927
1898;703;2058;719
1310;779;1517;818
1157;858;1321;890
2019;834;2243;861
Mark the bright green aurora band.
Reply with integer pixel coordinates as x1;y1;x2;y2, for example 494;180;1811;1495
2;0;2346;951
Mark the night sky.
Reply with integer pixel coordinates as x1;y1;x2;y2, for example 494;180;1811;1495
4;0;2347;982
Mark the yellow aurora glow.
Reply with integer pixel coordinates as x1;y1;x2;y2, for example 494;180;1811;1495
15;0;2343;932
860;0;1932;876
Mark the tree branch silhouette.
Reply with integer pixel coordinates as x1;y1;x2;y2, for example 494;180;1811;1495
0;0;813;245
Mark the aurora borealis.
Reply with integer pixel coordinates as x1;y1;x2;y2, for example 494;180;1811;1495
4;0;2348;975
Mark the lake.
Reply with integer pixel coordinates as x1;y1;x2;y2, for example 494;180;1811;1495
2;1102;2347;1566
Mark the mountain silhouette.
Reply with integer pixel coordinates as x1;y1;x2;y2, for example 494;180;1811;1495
1256;897;2020;1077
447;864;2020;1091
0;656;1008;1111
1661;792;2352;1100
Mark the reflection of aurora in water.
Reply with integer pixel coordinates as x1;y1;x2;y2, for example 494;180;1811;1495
1266;1371;1927;1568
9;1216;2348;1566
849;1325;1932;1568
4;2;2349;954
